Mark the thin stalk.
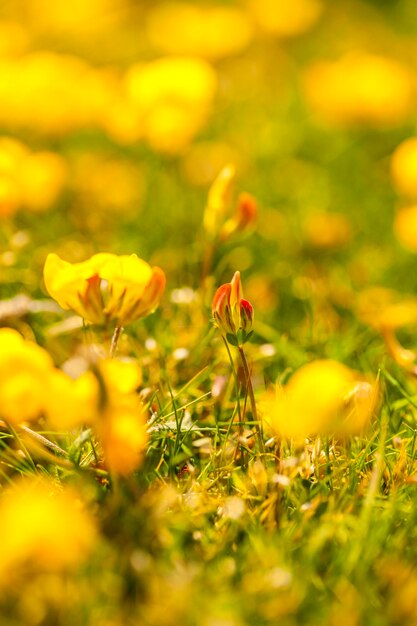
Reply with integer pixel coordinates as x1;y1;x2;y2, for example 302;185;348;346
238;345;265;454
221;336;245;462
110;325;123;358
5;421;37;472
222;336;242;423
20;425;68;457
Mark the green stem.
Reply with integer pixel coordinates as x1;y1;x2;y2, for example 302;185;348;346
222;336;242;423
238;345;264;454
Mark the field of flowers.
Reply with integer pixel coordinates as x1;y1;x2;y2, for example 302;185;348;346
3;0;417;624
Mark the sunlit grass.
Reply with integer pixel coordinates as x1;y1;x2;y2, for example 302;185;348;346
2;1;417;625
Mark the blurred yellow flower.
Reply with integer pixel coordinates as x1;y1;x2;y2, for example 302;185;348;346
394;206;417;252
357;288;417;373
248;0;323;38
43;252;165;326
99;357;142;397
0;476;96;583
303;212;352;249
0;328;53;424
42;357;147;474
44;369;99;430
181;141;242;188
303;53;415;127
203;164;236;238
0;52;115;135
391;138;417;198
97;358;147;475
124;57;217;153
264;360;378;439
146;3;252;60
0;21;29;57
0;137;66;217
71;151;144;218
99;408;148;475
356;287;417;332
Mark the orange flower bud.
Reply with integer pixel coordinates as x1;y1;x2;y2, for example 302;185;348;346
220;191;258;242
212;271;254;345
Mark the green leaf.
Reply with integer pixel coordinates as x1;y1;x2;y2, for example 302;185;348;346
226;333;238;347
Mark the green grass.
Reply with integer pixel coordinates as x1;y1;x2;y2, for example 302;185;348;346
3;0;417;624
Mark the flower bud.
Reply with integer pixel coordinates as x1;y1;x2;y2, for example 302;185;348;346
240;298;254;333
212;271;254;345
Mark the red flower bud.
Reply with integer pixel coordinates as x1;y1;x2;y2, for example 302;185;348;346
212;272;254;344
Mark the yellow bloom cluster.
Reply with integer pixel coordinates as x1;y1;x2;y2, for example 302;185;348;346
0;137;67;217
248;0;323;38
303;53;415;127
0;52;116;135
0;328;148;475
117;57;217;153
146;4;252;60
264;360;378;439
0;51;217;154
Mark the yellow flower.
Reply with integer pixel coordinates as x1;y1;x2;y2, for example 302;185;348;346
394;206;417;252
146;4;252;60
97;358;147;475
248;0;323;38
357;288;417;373
303;53;414;127
124;57;217;153
391;138;417;198
42;357;147;474
303;212;352;249
0;476;96;584
0;328;53;423
264;360;378;439
203;164;236;238
43;252;165;326
99;407;148;475
44;369;99;430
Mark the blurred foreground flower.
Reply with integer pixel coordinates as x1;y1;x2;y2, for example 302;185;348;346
303;53;415;127
212;271;253;346
0;328;53;423
0;475;96;585
43;252;165;326
45;358;147;475
97;358;147;475
264;360;378;439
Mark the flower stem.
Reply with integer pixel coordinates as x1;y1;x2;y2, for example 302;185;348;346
238;345;264;454
110;325;123;358
222;336;242;424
